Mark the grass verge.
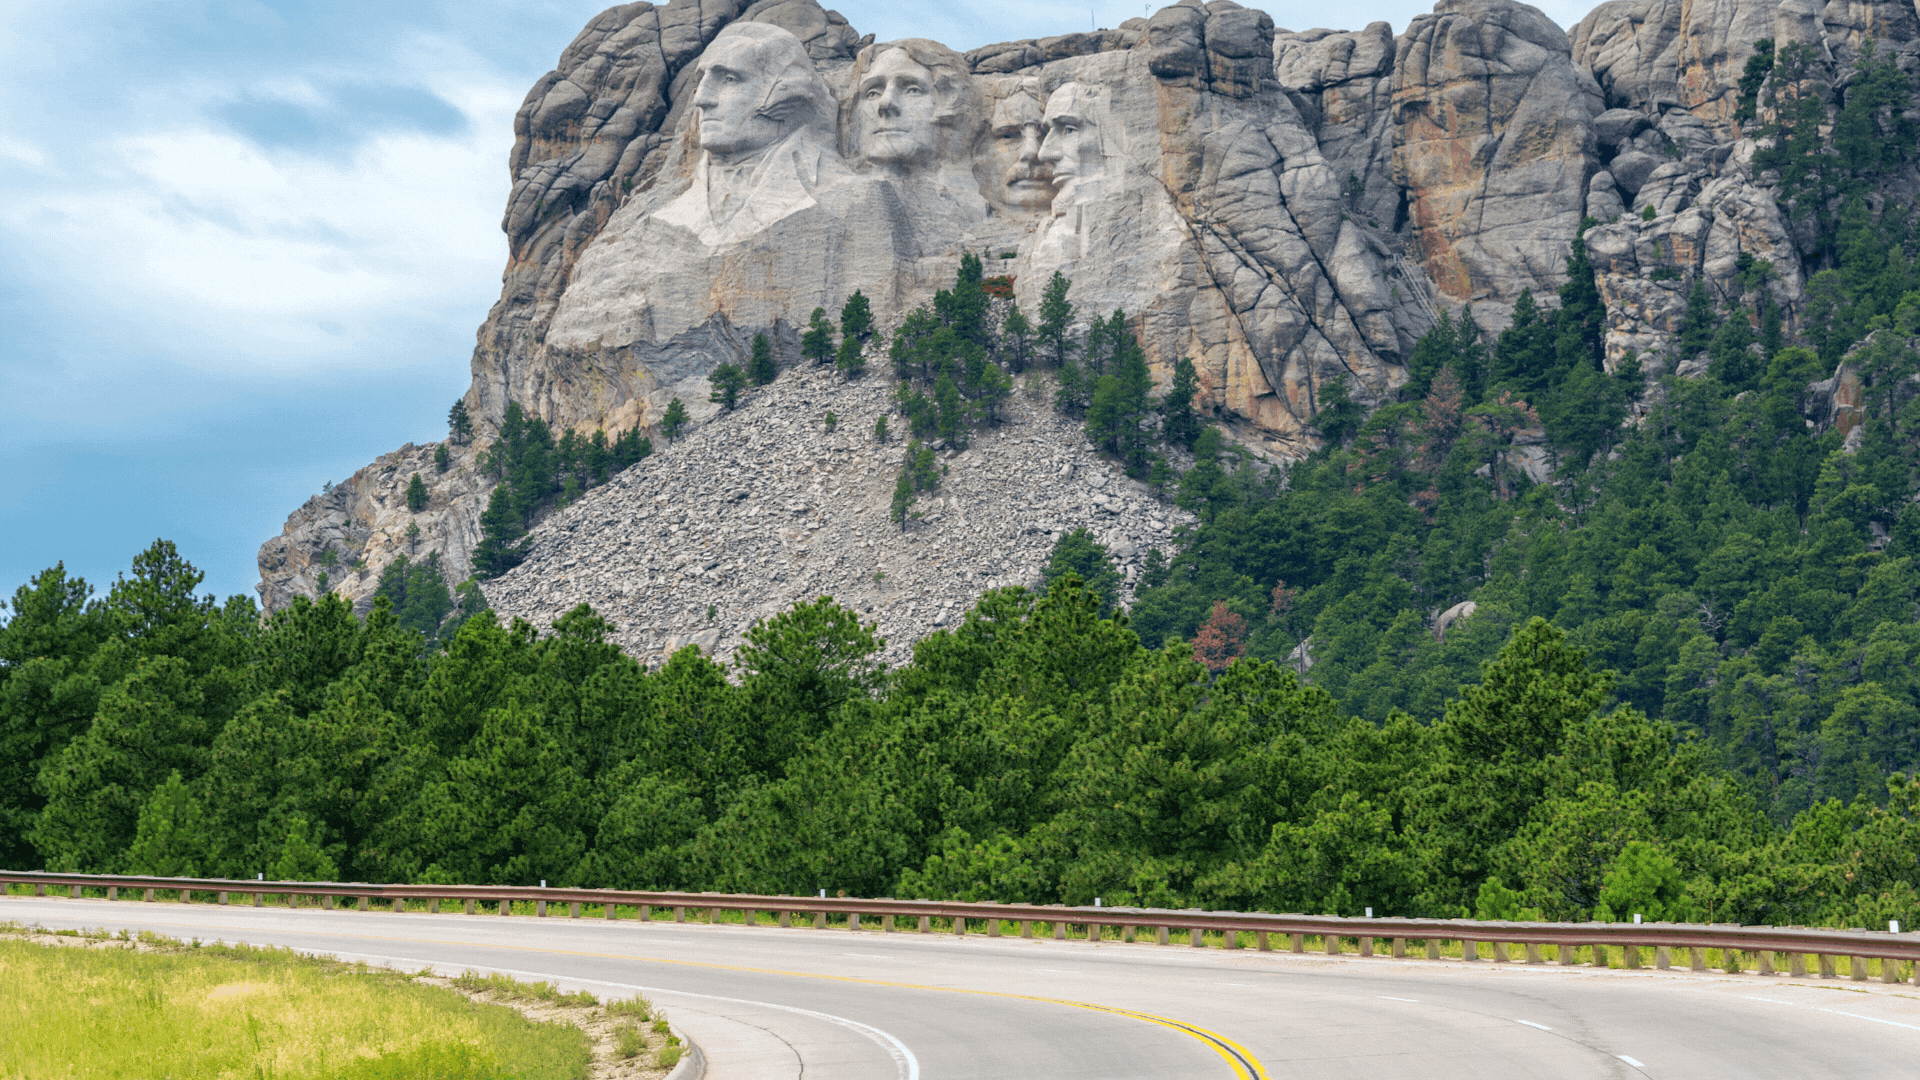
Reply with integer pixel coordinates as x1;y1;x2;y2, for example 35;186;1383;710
0;922;683;1079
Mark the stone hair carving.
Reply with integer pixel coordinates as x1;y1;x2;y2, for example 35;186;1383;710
653;22;850;246
981;81;1053;213
843;38;984;175
1037;81;1112;215
691;22;838;160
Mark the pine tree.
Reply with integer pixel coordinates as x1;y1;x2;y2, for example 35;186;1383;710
1038;271;1075;367
1162;353;1201;448
873;415;889;443
433;443;451;473
406;472;428;513
840;289;874;343
661;397;689;442
1041;527;1122;617
835;333;866;379
472;486;528;578
1087;320;1154;472
934;374;966;448
710;363;746;410
1002;305;1034;372
1679;280;1717;356
448;399;473;444
748;332;778;385
801;308;836;366
890;471;915;530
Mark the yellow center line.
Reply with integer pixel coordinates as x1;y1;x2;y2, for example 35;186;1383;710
35;908;1270;1078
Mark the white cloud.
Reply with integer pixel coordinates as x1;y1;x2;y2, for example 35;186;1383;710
2;90;514;377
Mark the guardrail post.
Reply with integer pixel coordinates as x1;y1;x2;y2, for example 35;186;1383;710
638;904;650;922
1088;921;1100;944
1754;949;1772;975
1158;926;1170;946
498;897;511;916
1053;921;1065;940
1461;939;1479;961
464;899;474;915
1391;937;1405;958
920;915;931;933
568;902;580;918
988;917;1001;938
1259;931;1273;952
1324;933;1339;955
143;888;154;902
393;898;406;914
73;884;84;899
814;910;826;929
1525;943;1542;964
1625;945;1641;969
1819;953;1838;978
357;896;369;912
107;887;117;901
1879;958;1898;984
1291;933;1304;953
252;892;261;907
1426;939;1440;960
779;910;791;928
1594;945;1610;969
1653;946;1669;969
1489;940;1507;963
742;908;754;927
33;883;44;897
849;912;861;931
954;915;966;936
1020;920;1032;938
676;906;688;924
1195;927;1209;949
1226;930;1241;950
1559;943;1577;965
1685;946;1703;972
1851;956;1870;982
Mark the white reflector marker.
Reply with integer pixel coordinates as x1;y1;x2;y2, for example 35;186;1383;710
1515;1019;1552;1031
1618;1055;1646;1067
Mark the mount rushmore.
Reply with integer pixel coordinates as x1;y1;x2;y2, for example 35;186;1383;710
259;0;1911;616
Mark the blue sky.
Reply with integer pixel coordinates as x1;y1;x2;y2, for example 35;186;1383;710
0;0;1594;607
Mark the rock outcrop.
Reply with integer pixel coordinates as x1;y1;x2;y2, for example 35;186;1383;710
259;0;1920;650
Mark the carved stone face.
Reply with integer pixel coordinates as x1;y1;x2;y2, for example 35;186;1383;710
857;48;941;168
1038;83;1106;206
691;37;787;163
988;94;1052;211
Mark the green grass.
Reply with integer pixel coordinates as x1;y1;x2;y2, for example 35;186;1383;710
0;931;591;1080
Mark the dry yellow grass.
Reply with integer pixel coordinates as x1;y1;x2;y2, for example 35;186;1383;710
0;931;591;1079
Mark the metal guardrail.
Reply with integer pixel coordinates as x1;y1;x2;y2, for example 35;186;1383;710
5;869;1916;982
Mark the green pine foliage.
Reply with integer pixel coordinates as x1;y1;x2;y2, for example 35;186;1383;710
447;400;473;444
1040;528;1122;617
748;332;777;386
709;363;746;411
406;473;428;513
661;398;688;443
839;290;873;344
11;539;1920;931
433;444;451;473
1161;354;1201;449
470;402;650;579
800;309;835;366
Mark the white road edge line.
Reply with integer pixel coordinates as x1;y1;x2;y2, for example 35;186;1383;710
1515;1019;1552;1031
1740;996;1795;1005
1378;996;1417;1002
1815;1007;1920;1032
317;949;922;1080
1618;1055;1646;1068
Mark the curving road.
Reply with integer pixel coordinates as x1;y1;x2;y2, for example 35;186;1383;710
7;896;1917;1078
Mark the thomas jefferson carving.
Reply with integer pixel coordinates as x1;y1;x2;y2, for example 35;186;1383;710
844;39;987;227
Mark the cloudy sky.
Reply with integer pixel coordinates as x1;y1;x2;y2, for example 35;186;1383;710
1;0;1596;606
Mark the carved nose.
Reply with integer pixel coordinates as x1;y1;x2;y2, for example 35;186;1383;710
1018;131;1043;163
875;90;901;116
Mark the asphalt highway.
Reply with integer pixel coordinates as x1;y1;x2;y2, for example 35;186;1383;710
6;896;1917;1078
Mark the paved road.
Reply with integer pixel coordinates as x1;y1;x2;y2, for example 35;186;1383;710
7;896;1917;1078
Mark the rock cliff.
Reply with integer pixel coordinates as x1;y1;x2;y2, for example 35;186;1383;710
260;0;1920;649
